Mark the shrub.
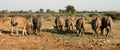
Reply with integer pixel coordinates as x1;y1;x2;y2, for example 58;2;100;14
44;16;51;21
25;14;33;19
104;11;120;20
89;13;103;18
0;14;4;18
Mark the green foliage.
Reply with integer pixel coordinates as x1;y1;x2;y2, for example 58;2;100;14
18;10;28;13
46;9;56;14
1;10;9;14
25;14;33;19
89;13;103;18
104;11;120;20
35;11;40;13
0;14;4;18
44;16;51;21
10;11;19;13
65;5;76;14
46;9;51;13
39;8;44;13
59;9;62;13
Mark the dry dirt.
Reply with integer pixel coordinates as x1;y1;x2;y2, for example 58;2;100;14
0;17;120;50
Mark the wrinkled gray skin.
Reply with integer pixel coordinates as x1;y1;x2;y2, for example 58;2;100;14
91;17;101;36
65;17;74;31
32;15;42;35
75;17;85;36
101;16;113;37
11;16;28;36
54;16;64;33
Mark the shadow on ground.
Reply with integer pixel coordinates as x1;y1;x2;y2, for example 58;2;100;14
41;28;93;36
0;30;11;34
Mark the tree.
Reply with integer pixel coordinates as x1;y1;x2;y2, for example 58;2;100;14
18;10;24;13
28;10;32;13
104;11;120;20
59;9;65;13
65;5;76;14
10;11;18;13
59;9;62;13
1;9;9;13
46;9;51;13
39;8;44;13
35;11;40;13
61;10;65;13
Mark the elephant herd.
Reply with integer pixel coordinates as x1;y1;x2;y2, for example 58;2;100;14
0;15;113;37
54;16;113;37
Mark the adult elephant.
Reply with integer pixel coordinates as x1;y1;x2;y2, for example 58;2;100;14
91;17;101;36
32;15;42;35
65;17;74;31
101;16;113;37
11;16;29;36
54;16;64;33
75;17;86;36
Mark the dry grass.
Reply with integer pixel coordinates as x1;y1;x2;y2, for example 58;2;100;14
0;17;119;50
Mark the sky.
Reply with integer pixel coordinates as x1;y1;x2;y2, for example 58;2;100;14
0;0;120;11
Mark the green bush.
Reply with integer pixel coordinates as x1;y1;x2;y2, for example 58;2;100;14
25;14;33;19
89;13;103;18
104;11;120;20
44;16;51;21
0;14;4;18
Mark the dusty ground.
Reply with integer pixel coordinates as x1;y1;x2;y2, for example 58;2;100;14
0;17;120;50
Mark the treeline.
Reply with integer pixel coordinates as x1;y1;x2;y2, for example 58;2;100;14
0;5;120;20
